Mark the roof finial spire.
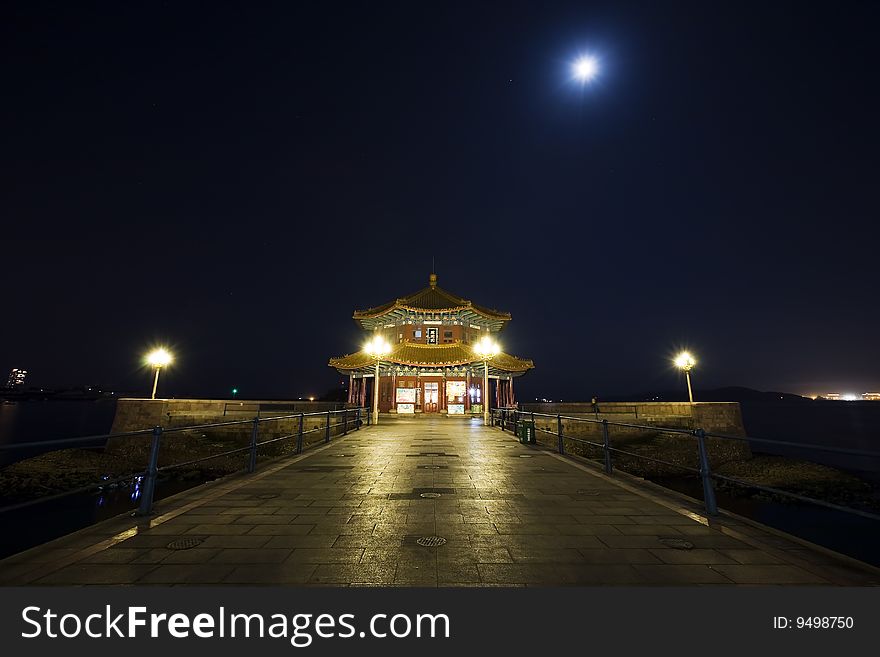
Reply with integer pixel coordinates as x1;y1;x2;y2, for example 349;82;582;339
429;272;437;288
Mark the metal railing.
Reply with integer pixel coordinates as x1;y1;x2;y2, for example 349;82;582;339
491;407;880;522
0;406;369;516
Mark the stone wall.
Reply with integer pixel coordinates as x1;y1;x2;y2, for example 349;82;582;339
515;402;750;475
110;398;349;434
106;399;362;468
518;401;746;435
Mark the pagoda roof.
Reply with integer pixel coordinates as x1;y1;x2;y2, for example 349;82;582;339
329;341;534;376
352;274;511;329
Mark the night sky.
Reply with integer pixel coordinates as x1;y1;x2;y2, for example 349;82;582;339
3;1;878;401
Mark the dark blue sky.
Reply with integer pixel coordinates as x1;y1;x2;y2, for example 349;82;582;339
2;1;878;400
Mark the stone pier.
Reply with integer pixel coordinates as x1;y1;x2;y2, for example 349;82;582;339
1;416;876;586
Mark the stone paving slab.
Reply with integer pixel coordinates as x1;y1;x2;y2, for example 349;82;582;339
1;416;878;586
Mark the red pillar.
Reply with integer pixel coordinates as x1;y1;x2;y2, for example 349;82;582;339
510;376;515;407
347;375;354;404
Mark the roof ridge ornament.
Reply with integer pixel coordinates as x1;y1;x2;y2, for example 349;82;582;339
429;272;437;288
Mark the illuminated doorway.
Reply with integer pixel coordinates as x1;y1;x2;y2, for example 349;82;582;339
423;382;439;413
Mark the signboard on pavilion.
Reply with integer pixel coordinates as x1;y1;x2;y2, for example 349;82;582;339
446;381;466;414
396;387;416;413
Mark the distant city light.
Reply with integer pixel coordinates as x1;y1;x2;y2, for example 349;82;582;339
817;392;880;401
6;368;27;388
573;56;598;82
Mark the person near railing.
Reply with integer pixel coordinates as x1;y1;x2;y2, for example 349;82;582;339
591;395;600;417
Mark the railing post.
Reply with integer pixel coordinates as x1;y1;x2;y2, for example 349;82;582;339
557;414;564;454
695;428;718;516
602;419;613;475
247;416;260;473
356;407;361;431
137;426;162;515
325;410;332;441
343;409;348;435
296;413;304;453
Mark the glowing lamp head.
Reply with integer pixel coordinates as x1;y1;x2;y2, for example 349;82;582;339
476;336;500;358
147;348;173;368
573;56;598;82
674;351;696;371
365;336;391;358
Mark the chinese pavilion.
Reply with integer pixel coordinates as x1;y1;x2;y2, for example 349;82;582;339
329;274;534;414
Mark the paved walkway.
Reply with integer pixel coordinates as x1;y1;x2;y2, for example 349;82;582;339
1;416;877;586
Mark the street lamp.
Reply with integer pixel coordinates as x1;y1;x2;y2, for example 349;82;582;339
364;335;391;425
146;348;173;400
674;351;697;403
475;336;500;426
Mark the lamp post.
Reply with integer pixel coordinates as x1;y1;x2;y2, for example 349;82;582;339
674;351;697;403
146;348;173;400
365;336;391;425
475;336;500;426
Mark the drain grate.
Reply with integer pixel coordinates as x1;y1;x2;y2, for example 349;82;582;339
166;537;204;551
659;538;694;550
417;465;447;470
576;490;601;496
518;454;533;458
419;492;442;499
256;493;279;499
416;536;447;547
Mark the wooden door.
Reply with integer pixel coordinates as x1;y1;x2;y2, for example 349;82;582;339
424;382;439;413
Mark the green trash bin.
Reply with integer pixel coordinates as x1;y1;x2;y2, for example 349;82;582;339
518;420;535;445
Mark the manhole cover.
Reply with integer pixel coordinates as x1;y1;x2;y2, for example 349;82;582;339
256;493;279;499
420;492;442;498
166;537;204;551
659;538;694;550
416;536;447;547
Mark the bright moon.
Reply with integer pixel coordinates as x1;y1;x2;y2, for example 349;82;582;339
573;56;598;81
